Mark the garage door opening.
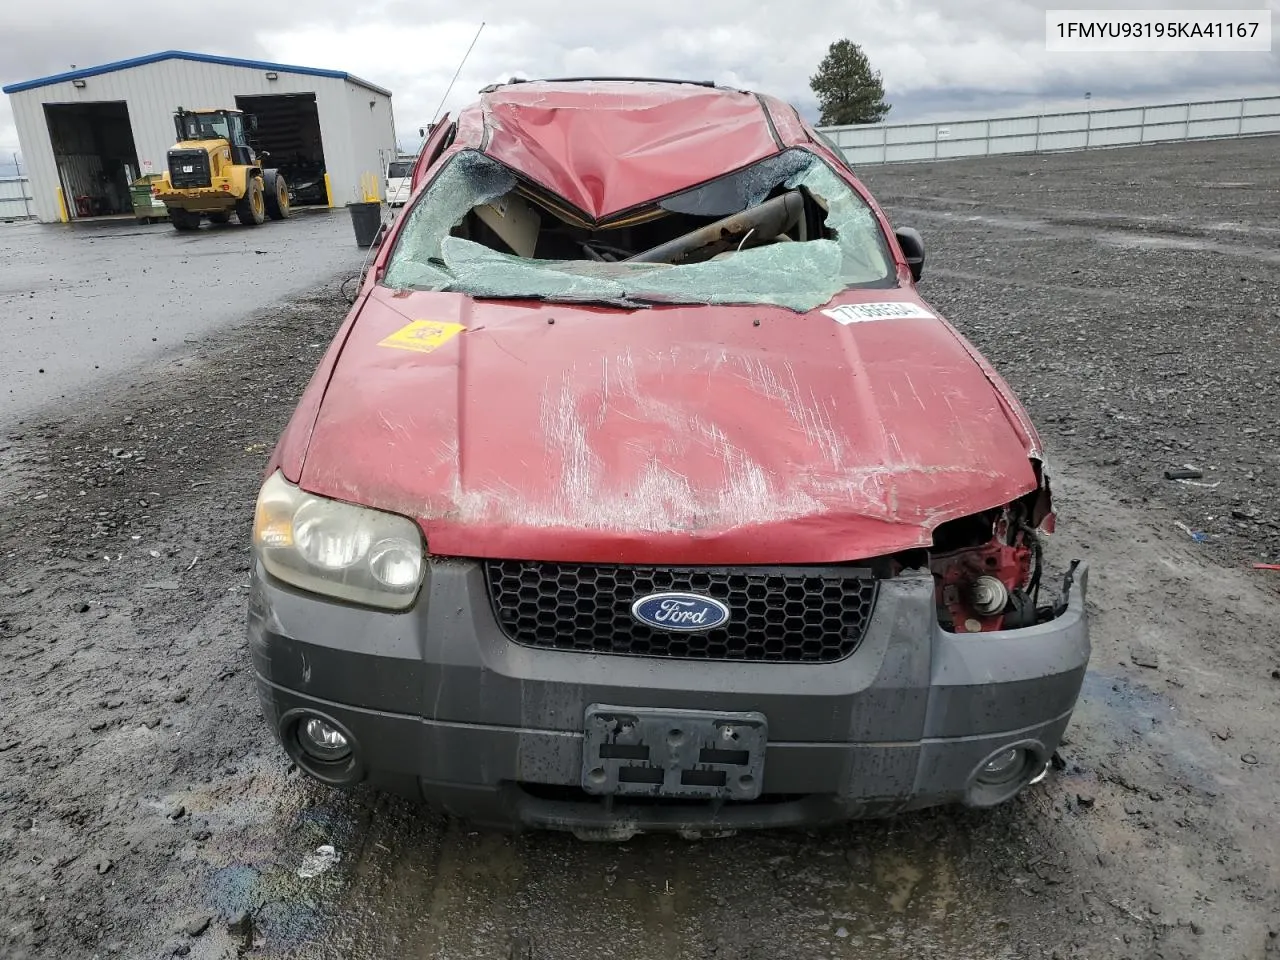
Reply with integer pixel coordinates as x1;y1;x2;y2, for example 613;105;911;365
44;101;141;219
236;93;328;207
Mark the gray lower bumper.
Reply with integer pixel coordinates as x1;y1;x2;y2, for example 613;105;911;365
248;560;1090;835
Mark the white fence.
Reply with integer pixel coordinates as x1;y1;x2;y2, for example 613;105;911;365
819;96;1280;165
0;177;33;220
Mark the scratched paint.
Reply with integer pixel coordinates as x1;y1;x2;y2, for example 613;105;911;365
436;344;1009;537
444;358;827;533
530;350;825;531
295;277;1041;564
730;355;847;468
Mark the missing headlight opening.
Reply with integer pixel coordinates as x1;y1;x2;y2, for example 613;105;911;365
926;465;1057;633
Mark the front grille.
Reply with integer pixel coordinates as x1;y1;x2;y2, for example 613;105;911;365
168;149;211;188
484;561;878;663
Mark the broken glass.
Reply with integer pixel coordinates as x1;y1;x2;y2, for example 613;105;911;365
382;148;895;312
787;159;892;287
657;150;817;217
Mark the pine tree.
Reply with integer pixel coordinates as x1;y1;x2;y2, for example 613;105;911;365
809;39;891;126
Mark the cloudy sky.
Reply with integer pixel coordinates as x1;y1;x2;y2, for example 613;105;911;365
1;0;1276;172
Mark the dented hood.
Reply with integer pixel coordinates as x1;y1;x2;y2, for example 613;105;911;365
298;288;1041;564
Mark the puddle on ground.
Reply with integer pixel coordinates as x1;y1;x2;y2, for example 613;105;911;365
873;854;924;913
283;802;1061;960
1074;670;1247;797
153;754;369;955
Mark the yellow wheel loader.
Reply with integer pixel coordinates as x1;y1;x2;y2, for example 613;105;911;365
152;107;292;231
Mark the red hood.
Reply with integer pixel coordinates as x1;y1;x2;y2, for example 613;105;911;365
297;288;1041;564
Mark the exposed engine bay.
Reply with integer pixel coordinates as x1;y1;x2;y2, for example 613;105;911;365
933;467;1067;633
886;464;1069;633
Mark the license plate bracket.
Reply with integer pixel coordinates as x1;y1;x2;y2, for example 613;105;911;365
581;705;767;800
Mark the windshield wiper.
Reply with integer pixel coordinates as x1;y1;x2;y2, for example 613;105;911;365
466;292;652;309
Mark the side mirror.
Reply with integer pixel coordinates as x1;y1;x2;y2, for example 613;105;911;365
248;115;259;131
895;227;925;282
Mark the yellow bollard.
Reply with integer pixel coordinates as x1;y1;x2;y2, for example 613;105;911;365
324;173;334;208
56;186;69;223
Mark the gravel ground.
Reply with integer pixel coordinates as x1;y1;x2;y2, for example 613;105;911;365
1;136;1278;960
861;133;1280;570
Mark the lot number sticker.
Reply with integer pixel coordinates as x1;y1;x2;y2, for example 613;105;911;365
821;302;936;325
377;320;466;353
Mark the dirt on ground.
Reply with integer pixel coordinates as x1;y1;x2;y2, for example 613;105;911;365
0;136;1278;960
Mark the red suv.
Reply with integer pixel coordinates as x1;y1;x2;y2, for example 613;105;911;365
249;78;1089;839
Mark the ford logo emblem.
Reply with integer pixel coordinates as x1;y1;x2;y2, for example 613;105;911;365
630;592;730;632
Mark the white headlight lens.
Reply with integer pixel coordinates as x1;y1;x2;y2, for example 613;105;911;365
293;501;373;570
368;538;423;587
253;471;425;609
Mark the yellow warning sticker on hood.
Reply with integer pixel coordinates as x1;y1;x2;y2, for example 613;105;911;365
377;320;466;353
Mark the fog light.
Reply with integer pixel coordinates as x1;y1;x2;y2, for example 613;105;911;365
299;717;351;761
977;747;1025;785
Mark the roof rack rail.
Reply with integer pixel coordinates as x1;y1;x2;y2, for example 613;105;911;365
480;76;719;93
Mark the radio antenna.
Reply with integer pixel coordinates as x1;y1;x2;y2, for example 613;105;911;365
429;21;485;128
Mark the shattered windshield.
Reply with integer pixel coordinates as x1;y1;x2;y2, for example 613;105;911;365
381;148;896;311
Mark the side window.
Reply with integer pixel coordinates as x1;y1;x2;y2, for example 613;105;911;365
439;122;458;155
427;122;457;166
411;117;457;190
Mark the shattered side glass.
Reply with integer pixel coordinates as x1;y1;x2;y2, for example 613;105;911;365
786;160;893;286
382;152;517;290
382;148;894;312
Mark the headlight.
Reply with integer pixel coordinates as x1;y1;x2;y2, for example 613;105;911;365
252;471;424;610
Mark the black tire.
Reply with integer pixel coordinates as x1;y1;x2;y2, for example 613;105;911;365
264;170;291;221
235;176;266;226
170;209;200;232
208;212;231;224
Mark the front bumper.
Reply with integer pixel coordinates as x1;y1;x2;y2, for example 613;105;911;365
248;560;1089;837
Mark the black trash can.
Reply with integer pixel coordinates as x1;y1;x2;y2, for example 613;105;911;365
348;201;383;248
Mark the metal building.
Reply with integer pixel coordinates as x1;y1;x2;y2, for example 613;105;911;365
3;50;397;223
